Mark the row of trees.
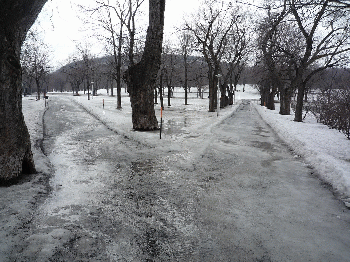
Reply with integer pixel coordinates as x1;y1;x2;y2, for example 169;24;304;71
45;0;251;114
21;29;50;99
75;0;251;114
48;51;207;101
3;0;350;179
24;0;350;125
21;0;254;119
22;0;350;125
184;0;251;111
256;0;350;122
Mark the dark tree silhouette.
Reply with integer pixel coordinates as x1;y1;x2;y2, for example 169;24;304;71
123;0;165;130
0;0;48;181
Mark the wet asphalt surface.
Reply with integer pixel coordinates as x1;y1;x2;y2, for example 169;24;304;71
6;97;350;261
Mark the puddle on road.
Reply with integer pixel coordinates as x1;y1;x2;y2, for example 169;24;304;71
252;126;270;138
130;159;155;177
162;118;189;135
251;141;275;152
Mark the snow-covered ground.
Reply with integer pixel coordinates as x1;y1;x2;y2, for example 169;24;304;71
0;96;52;258
1;84;349;259
22;96;52;174
24;85;350;205
254;102;350;206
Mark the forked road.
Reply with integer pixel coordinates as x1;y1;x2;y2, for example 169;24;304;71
13;97;350;261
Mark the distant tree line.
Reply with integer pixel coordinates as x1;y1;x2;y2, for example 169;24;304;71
48;53;208;93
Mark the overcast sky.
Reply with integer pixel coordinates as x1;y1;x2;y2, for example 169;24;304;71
32;0;262;69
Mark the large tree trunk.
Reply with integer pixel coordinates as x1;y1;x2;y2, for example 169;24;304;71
266;89;275;110
259;82;268;107
208;71;215;112
208;68;219;112
123;0;165;130
167;84;171;106
184;49;188;105
159;72;164;109
294;82;307;122
279;90;292;116
291;71;305;121
36;77;41;100
279;86;292;115
116;21;123;108
0;0;47;181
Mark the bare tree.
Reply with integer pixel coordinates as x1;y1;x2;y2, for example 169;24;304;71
288;0;350;122
85;0;145;107
161;43;177;107
21;29;51;100
68;44;98;99
179;32;194;105
125;0;145;66
0;0;47;181
63;55;85;96
193;61;208;99
256;0;288;111
123;0;165;130
256;0;350;119
185;0;238;112
221;11;251;106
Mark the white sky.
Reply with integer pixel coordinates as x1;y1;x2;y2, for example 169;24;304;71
32;0;261;69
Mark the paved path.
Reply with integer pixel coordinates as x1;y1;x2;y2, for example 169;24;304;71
5;97;350;261
190;100;350;261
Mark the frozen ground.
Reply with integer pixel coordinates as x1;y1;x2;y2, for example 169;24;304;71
0;96;51;259
0;85;349;261
69;85;350;205
255;102;350;206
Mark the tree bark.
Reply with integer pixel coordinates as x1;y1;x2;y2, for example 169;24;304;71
36;77;41;100
279;86;292;115
167;83;171;107
266;89;275;110
159;71;164;109
123;0;165;130
208;66;219;112
208;70;215;112
116;22;123;108
294;81;307;122
0;0;47;181
108;7;122;106
154;88;158;104
184;48;188;105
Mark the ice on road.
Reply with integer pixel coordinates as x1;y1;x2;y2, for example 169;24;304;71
2;96;350;261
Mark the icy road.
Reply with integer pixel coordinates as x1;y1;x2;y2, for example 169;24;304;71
5;97;350;261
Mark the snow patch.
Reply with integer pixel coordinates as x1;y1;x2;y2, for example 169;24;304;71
254;103;350;204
